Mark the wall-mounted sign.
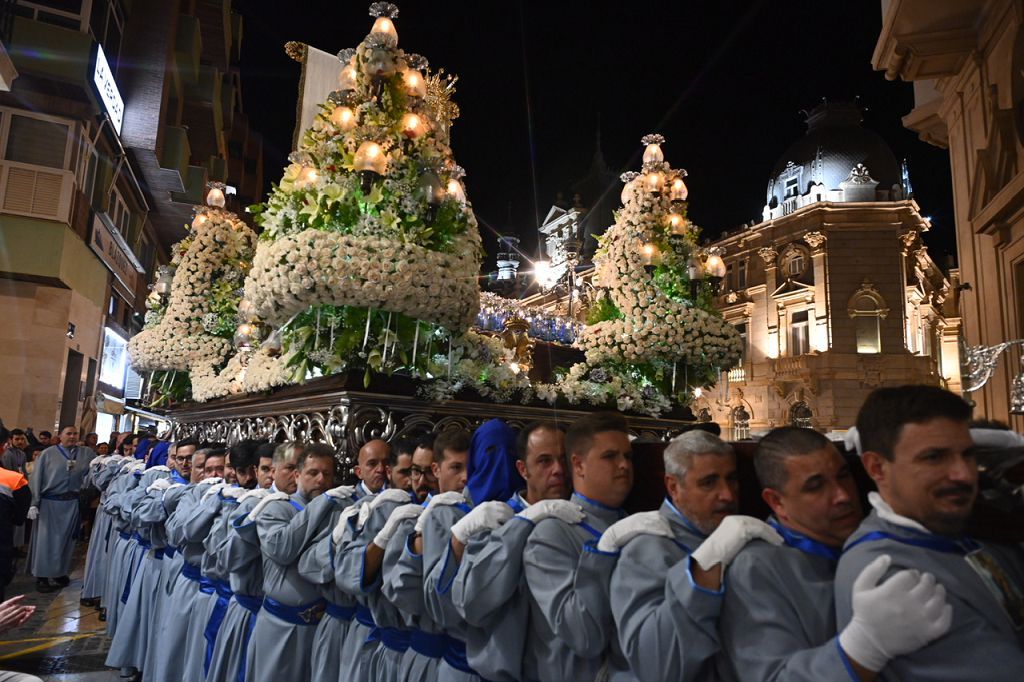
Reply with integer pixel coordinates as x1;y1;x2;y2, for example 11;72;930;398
90;213;142;301
92;45;124;134
99;327;128;395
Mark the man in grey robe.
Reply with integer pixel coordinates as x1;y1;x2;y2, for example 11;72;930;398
105;466;174;674
719;426;953;682
354;439;390;499
837;385;1024;680
81;455;123;604
521;413;633;681
101;460;146;635
148;448;226;682
450;421;571;681
601;430;781;682
27;425;95;591
244;443;338;682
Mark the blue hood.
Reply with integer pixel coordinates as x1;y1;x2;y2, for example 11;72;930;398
466;419;523;504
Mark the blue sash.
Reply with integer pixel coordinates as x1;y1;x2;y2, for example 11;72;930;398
355;603;379;643
261;596;325;626
769;519;841;563
164;544;178;559
234;593;262;614
42;492;79;501
203;581;234;675
118;532;131;541
380;627;411;653
443;635;484;676
181;562;201;582
235;594;261;682
325;602;356;621
410;629;446;658
199;576;217;595
844;529;980;556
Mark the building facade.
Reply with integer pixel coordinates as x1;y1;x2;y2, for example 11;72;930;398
873;0;1024;426
696;102;962;435
0;0;262;440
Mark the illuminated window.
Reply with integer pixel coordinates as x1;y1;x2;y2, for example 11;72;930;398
790;310;810;356
848;281;889;354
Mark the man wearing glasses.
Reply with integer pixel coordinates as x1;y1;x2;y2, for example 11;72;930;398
171;438;199;484
409;435;439;504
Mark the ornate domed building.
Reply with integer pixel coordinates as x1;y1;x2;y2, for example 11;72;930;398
698;101;963;436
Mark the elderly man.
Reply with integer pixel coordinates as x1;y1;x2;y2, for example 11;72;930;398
520;412;633;681
719;426;952;681
243;443;340;682
836;385;1024;680
450;421;573;681
28;425;95;592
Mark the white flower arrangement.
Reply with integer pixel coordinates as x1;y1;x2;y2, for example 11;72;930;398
419;330;534;403
534;363;672;417
128;209;255;391
243;228;481;332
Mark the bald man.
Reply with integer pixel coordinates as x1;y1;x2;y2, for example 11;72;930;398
354;439;390;499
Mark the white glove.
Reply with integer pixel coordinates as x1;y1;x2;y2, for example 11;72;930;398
451;501;513;544
838;554;953;672
147;478;173;494
148;465;171;473
359;489;413;527
515;499;584;525
239;488;272;504
843;426;862;455
203;482;228;499
332;504;362;545
374;504;424;549
220;486;246;500
245;491;289;522
92;456;109;468
596;510;673;553
27;506;39;521
324;485;357;500
691;515;784;571
199;477;224;487
414;491;466;533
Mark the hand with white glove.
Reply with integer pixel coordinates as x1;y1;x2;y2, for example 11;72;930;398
147;478;174;494
374;504;424;549
332;504;362;546
199;477;224;487
203;482;228;499
515;499;585;525
839;555;953;672
220;486;246;500
245;491;289;522
239;488;272;504
358;488;414;527
596;510;673;553
324;485;357;501
26;506;39;521
414;491;466;533
691;515;783;571
451;501;513;544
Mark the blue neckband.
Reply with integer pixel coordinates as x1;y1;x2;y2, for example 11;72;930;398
663;498;708;540
768;519;842;562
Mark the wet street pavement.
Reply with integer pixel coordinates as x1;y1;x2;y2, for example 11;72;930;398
1;548;118;681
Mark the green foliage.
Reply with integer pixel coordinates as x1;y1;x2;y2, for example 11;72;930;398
586;296;624;324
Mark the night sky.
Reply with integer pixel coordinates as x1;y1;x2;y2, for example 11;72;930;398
236;0;956;268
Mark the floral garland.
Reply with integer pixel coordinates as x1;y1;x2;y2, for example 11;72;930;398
128;209;255;383
534;363;672;417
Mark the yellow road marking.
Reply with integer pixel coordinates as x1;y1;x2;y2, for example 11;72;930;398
0;633;96;660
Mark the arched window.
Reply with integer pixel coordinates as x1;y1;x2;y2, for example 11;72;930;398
790;402;813;428
731;405;751;440
848;281;889;354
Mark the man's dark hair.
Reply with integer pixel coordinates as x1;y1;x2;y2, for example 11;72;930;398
415;433;436;452
297;442;336;470
565;412;629;459
204;447;228;461
856;385;972;461
10;428;24;438
433;429;471;464
27;444;45;457
255;441;278;460
391;438;416;465
754;426;834;490
176;437;201;450
228;439;263;471
515;421;564;462
39;431;52;439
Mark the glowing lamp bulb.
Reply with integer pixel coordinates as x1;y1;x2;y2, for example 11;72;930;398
693;387;703;399
705;254;727;278
534;259;555;289
645;171;665;194
403;70;426;98
206;186;226;207
371;16;398;44
641;242;662;266
401;112;426;139
642;143;664;165
331;106;356;130
508;361;521;374
354;141;388;174
667;213;686;234
670;177;688;202
446;179;467;205
339;64;358;91
192;213;208;229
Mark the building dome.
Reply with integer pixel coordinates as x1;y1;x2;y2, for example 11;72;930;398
763;101;909;220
